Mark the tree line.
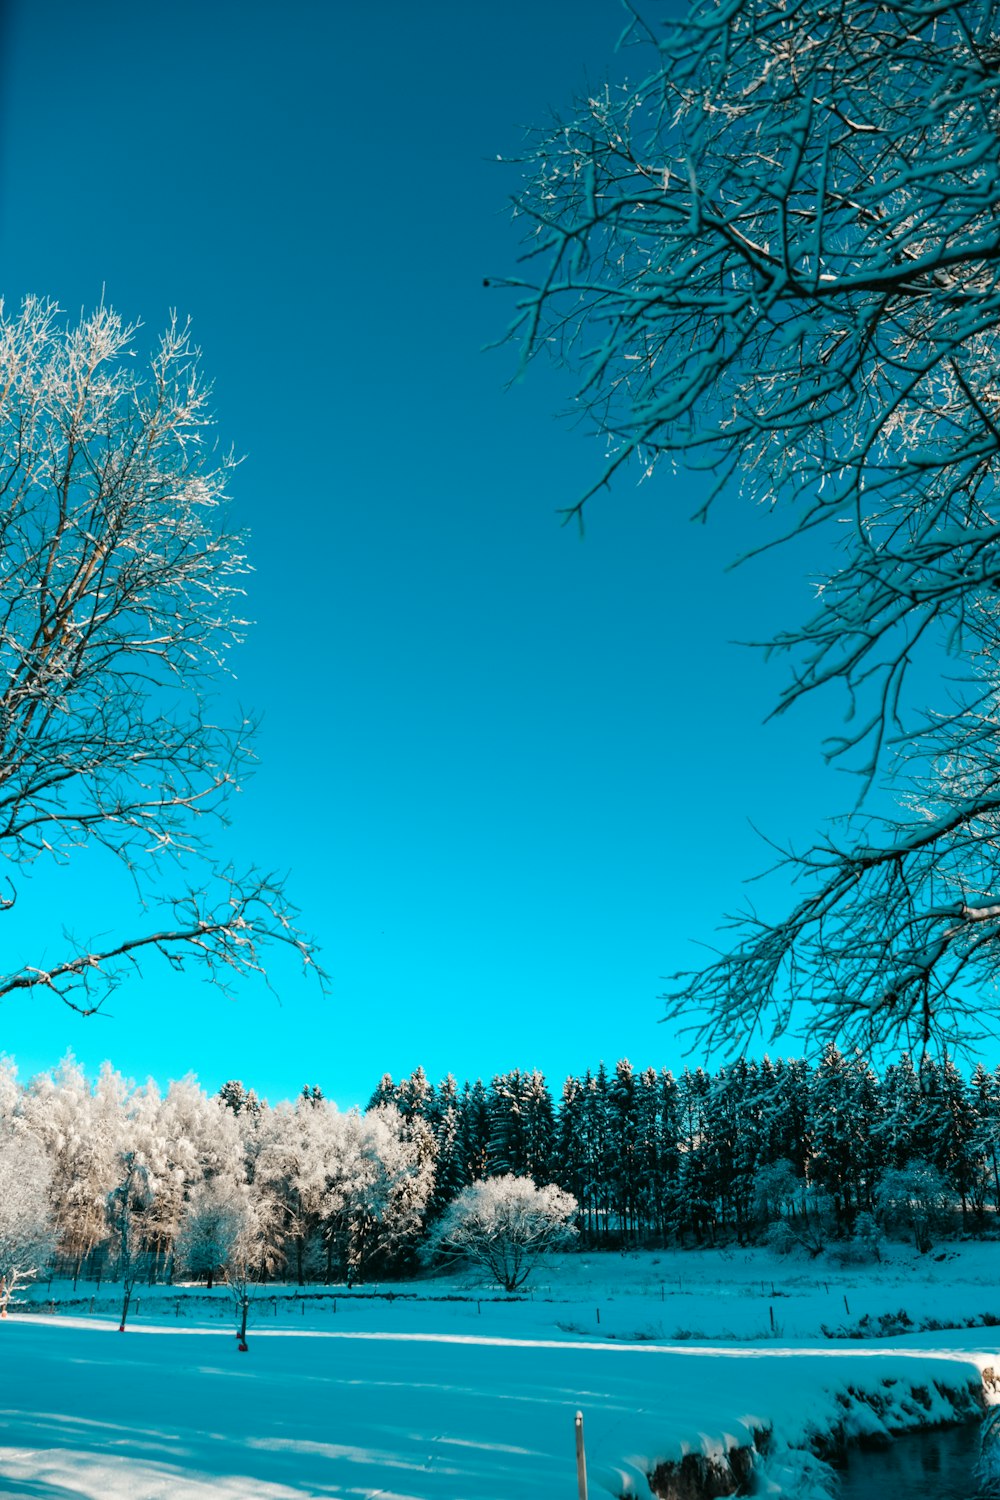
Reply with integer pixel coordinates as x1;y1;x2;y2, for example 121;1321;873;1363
369;1048;1000;1251
2;1045;1000;1310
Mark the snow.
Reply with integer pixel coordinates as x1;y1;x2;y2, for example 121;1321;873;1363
5;1242;1000;1499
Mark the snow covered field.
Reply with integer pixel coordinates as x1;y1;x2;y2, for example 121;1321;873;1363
5;1244;1000;1498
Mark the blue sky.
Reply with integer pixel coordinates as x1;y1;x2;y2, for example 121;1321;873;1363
0;0;871;1106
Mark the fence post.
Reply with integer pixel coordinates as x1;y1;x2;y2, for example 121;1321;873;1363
575;1411;588;1500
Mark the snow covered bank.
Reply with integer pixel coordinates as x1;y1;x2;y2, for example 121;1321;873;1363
0;1314;992;1499
11;1245;1000;1497
590;1345;986;1499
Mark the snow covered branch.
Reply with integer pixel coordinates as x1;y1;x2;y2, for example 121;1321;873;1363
0;298;324;1008
508;0;1000;1053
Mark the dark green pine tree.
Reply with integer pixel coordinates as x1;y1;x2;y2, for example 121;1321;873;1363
654;1069;682;1241
733;1059;762;1240
755;1057;809;1178
395;1066;435;1121
849;1052;882;1215
970;1063;1000;1216
218;1079;249;1115
607;1059;641;1241
578;1066;613;1241
702;1061;758;1244
927;1054;977;1224
487;1070;528;1175
426;1074;467;1216
676;1067;715;1245
633;1067;667;1242
875;1053;921;1170
366;1073;399;1112
555;1075;588;1232
457;1079;491;1183
522;1070;556;1183
808;1044;864;1230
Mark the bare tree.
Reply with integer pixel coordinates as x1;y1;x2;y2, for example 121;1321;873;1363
505;0;1000;1055
0;297;321;1010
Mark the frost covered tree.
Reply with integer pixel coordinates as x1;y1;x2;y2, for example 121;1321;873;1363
255;1098;341;1283
506;0;1000;1056
225;1188;279;1352
877;1161;952;1253
0;298;321;1013
107;1150;154;1330
424;1174;576;1291
0;1132;55;1316
176;1175;246;1288
20;1057;124;1275
176;1171;278;1347
323;1106;435;1283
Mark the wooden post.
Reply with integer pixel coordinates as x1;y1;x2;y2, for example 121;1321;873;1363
575;1411;588;1500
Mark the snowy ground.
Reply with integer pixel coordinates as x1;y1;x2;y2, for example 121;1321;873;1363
6;1243;1000;1498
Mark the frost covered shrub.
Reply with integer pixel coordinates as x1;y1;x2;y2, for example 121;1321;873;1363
423;1174;576;1291
765;1221;800;1256
827;1213;883;1266
753;1160;804;1229
877;1162;951;1253
176;1176;253;1290
765;1217;827;1258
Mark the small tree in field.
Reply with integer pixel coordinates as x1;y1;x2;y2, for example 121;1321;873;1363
425;1175;576;1291
221;1186;280;1352
176;1175;245;1290
107;1151;153;1331
0;297;321;1013
176;1175;278;1350
0;1132;54;1317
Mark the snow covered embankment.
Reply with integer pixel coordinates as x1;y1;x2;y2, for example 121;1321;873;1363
596;1349;988;1500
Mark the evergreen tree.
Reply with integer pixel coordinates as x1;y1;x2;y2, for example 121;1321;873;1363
875;1054;921;1170
522;1071;555;1183
606;1060;641;1240
426;1075;466;1217
396;1067;434;1122
366;1074;399;1113
457;1080;490;1184
554;1076;588;1232
928;1054;976;1224
675;1068;715;1245
582;1065;613;1241
808;1045;860;1229
969;1063;1000;1216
